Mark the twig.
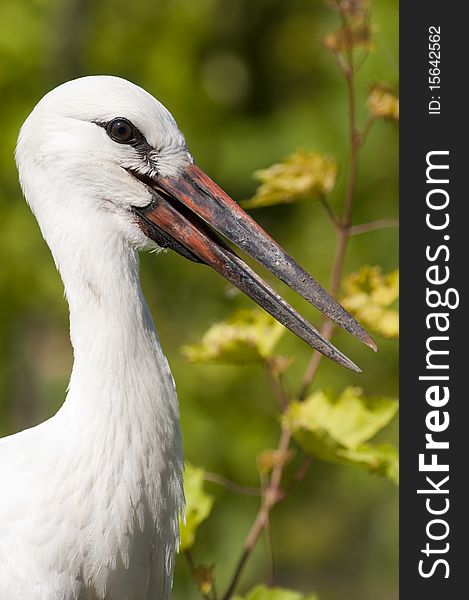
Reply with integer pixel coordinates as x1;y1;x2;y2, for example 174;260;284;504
221;427;290;600
353;49;369;74
283;456;314;500
349;218;399;235
260;473;275;586
220;9;373;598
264;360;290;410
331;49;351;78
300;17;361;401
185;549;196;571
204;472;261;497
264;514;275;587
360;116;375;146
320;196;342;231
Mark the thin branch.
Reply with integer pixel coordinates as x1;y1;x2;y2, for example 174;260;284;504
320;196;342;231
353;49;370;74
264;516;275;587
270;427;292;501
353;8;372;74
349;218;399;236
204;472;261;497
360;116;375;146
220;9;376;598
221;428;290;600
283;456;314;500
264;362;289;411
185;549;197;571
299;321;333;401
299;14;361;401
260;473;275;586
331;49;351;77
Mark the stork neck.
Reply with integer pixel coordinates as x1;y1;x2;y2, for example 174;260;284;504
52;224;177;426
60;232;146;357
45;222;184;588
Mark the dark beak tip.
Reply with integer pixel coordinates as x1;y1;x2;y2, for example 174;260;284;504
365;335;378;353
346;358;362;374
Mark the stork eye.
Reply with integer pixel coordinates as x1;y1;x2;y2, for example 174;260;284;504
106;118;135;143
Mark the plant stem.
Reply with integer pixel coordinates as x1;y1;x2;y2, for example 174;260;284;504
260;474;275;586
300;29;360;401
204;472;261;497
264;362;290;411
283;456;314;500
349;218;399;235
221;427;290;600
220;12;366;599
320;196;342;231
360;116;375;145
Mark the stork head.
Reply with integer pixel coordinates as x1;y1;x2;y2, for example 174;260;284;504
16;75;375;371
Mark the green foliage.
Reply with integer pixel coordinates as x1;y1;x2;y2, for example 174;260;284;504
179;462;214;552
234;584;318;600
242;151;338;209
182;309;286;364
284;387;398;484
0;1;398;598
341;267;399;339
339;443;399;485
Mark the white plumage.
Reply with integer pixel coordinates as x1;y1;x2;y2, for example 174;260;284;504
1;77;186;600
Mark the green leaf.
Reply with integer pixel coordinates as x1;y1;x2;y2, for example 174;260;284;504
179;462;214;551
338;443;399;485
182;309;286;364
285;387;398;449
242;151;338;209
283;387;399;484
341;266;399;339
234;584;318;600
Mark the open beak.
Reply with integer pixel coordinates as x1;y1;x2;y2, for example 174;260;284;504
131;163;376;372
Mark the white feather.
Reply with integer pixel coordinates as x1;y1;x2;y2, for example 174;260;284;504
0;76;190;599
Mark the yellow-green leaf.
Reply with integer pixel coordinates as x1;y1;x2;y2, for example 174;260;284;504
182;309;286;364
283;387;398;484
285;387;398;449
234;584;318;600
339;443;399;485
341;267;399;339
367;83;399;121
179;462;214;551
242;151;338;209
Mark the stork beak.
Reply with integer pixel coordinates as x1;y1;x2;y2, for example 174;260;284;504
132;163;376;372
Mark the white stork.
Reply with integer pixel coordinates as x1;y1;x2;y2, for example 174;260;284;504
0;76;374;599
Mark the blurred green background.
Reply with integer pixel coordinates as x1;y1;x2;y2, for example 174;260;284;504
0;1;398;599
